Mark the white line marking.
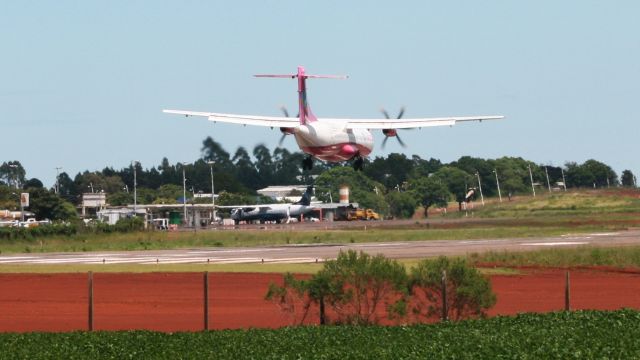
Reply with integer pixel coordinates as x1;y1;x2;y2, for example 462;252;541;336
522;242;589;246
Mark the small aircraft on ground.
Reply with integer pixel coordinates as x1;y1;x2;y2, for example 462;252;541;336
164;66;504;170
220;186;314;224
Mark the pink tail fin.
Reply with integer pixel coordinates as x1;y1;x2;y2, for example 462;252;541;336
254;66;347;125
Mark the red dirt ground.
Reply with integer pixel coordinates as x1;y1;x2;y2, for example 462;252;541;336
1;269;640;332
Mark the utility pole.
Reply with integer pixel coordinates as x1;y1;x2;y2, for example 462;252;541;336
528;164;536;197
55;167;62;194
181;163;189;225
132;161;139;216
207;161;216;223
545;166;551;192
493;169;502;202
475;172;485;206
561;168;568;191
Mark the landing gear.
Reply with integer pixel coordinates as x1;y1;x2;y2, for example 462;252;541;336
302;156;313;171
353;156;364;171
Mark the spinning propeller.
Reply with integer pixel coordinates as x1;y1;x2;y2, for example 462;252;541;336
380;107;407;149
278;106;298;146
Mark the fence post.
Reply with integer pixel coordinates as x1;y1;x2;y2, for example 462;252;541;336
204;271;209;330
88;271;94;331
564;271;570;311
441;269;448;321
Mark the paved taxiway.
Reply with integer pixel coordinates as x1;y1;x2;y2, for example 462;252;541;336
1;229;639;265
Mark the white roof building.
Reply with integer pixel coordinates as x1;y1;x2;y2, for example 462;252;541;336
257;185;310;202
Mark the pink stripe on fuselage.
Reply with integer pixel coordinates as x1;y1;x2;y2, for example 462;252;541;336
301;142;372;162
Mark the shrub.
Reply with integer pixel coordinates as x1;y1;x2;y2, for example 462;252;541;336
409;256;496;321
267;250;408;325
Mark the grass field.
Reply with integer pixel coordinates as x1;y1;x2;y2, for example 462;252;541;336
0;188;638;257
0;258;522;275
1;310;639;359
0;224;624;255
4;243;640;274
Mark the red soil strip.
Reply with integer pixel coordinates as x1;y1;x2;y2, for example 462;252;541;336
1;269;640;332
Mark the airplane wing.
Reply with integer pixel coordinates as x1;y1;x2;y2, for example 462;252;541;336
338;115;504;130
163;109;299;128
216;205;272;211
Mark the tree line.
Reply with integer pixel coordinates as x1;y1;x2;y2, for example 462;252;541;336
0;136;637;221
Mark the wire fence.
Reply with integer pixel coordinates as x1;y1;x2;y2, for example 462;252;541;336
1;269;639;332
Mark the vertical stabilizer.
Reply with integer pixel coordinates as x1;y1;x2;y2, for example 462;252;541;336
255;66;347;125
295;186;314;206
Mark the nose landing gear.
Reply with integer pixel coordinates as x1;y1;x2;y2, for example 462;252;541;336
353;156;364;171
302;156;313;171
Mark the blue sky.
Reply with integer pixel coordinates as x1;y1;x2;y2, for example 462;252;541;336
2;1;638;186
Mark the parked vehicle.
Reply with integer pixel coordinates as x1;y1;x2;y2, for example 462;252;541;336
346;208;380;221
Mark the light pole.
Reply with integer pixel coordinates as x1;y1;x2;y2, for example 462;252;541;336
528;164;536;197
131;161;140;216
493;169;502;202
561;168;568;191
207;161;216;223
545;166;551;193
475;172;485;206
55;167;62;194
325;191;333;203
181;162;189;225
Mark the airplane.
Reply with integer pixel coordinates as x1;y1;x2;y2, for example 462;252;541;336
164;66;504;171
220;186;315;224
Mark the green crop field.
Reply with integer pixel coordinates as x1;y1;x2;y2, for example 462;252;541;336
1;310;639;359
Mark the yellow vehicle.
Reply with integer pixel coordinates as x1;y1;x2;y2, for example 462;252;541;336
346;208;380;221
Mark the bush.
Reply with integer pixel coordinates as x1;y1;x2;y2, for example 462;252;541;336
267;250;408;325
0;223;77;241
409;257;496;321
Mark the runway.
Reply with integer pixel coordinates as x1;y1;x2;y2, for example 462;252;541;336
0;230;639;265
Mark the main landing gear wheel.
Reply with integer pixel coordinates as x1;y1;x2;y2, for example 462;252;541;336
302;156;313;171
353;156;364;171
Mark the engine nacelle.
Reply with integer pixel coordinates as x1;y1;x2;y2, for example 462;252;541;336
280;127;295;135
382;129;397;137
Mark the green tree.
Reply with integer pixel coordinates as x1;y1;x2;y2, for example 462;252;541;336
385;191;417;218
56;172;78;204
26;188;78;221
433;167;473;211
410;257;496;321
450;156;495;196
201;137;233;168
253;144;275;188
24;178;43;189
0;184;19;210
408;177;449;217
108;192;133;206
566;160;617;188
265;272;333;326
315;167;387;213
154;184;183;204
364;153;414;190
409;156;442;180
267;250;408;325
0;161;26;189
621;170;636;187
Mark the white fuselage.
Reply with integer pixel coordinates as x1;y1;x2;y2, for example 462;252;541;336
292;121;374;162
231;204;313;223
